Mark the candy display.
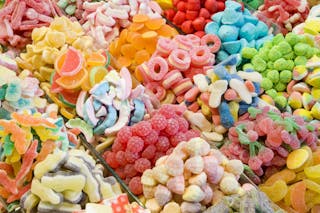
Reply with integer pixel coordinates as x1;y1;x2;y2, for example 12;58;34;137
205;1;273;62
2;0;320;212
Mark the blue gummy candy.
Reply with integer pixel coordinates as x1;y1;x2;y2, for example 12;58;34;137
218;25;239;42
253;82;260;94
243;8;252;15
211;12;223;24
94;105;117;135
219;54;242;66
5;81;21;102
216;50;230;63
131;99;145;123
93;99;102;111
219;101;234;128
238;101;251;115
240;23;257;41
222;40;242;54
230;73;244;82
247;40;256;48
243;15;259;25
205;22;219;35
221;9;241;25
252;97;259;106
91;81;110;97
225;0;242;11
9;98;30;109
214;65;232;82
239;38;249;51
255;21;269;38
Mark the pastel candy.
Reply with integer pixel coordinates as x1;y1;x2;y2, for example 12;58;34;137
222;40;241;54
311;102;320;119
208;80;228;108
218;101;234;128
31;179;63;205
154;185;172;206
205;22;219;35
288;92;303;109
240;23;256;42
229;78;252;104
221;9;241;25
218;25;239;42
182;185;205;202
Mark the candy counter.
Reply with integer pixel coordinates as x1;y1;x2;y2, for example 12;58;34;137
0;0;320;212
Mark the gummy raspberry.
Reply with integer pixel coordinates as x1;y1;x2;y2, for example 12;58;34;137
115;167;126;179
125;151;140;163
117;126;132;144
112;138;126;152
176;117;189;132
105;152;119;169
248;156;263;171
143;130;159;145
132;121;152;137
141;145;156;160
124;164;138;178
116;151;127;166
127;136;144;153
151;114;167;131
156;136;170;152
158;105;175;119
170;132;187;147
134;158;151;173
129;176;143;195
184;129;200;140
165;118;179;136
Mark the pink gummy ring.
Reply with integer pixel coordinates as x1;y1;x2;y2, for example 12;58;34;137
156;37;178;56
200;34;221;53
168;49;191;71
186;34;201;46
161;69;183;89
172;78;193;96
147;56;169;81
190;46;211;67
146;82;166;101
174;35;194;50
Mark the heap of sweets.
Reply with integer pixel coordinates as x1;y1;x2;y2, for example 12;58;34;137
182;54;263;133
241;0;264;10
205;0;273;63
20;149;124;212
241;33;320;111
221;106;320;184
0;0;63;49
0;109;74;208
260;146;320;213
0;54;47;115
163;0;226;36
140;137;265;212
56;0;85;18
204;186;277;213
136;33;219;104
80;0;163;50
109;14;178;73
65;68;159;145
255;0;309;34
102;104;200;195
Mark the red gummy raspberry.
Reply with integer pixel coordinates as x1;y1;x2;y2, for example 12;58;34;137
141;145;157;160
156;136;171;152
132;121;152;137
127;136;144;153
105;152;119;169
117;126;132;144
115;167;126;179
165;118;179;136
124;164;138;178
184;129;200;140
116;151;127;166
151;114;167;131
158;105;175;119
143;130;159;145
134;158;151;173
170;132;187;147
176;117;189;132
129;176;143;195
112;138;126;152
125;151;140;163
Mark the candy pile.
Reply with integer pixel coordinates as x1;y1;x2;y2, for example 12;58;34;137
103;104;200;195
0;110;73;205
80;0;163;50
163;0;226;36
221;106;320;182
241;0;264;10
0;0;63;49
205;1;273;62
56;0;83;17
140;137;256;212
109;14;178;72
21;149;123;212
260;146;320;212
255;0;309;34
136;34;218;104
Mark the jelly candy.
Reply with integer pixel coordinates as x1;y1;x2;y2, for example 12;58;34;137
259;180;288;202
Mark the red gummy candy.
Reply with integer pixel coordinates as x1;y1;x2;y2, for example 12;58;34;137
205;0;218;13
181;20;194;34
177;1;187;11
164;9;176;21
192;17;206;31
199;8;210;19
194;31;205;38
173;11;186;25
185;10;199;21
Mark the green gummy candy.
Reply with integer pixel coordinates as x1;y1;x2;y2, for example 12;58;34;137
306;47;319;58
3;135;14;156
273;58;288;70
257;49;269;61
274;96;287;109
241;47;258;59
285;60;295;70
261;78;273;90
57;0;68;8
274;82;286;92
263;41;273;49
278;41;292;55
294;43;310;56
294;56;307;65
283;52;295;60
66;118;93;142
279;70;292;83
267;61;274;69
266;89;278;99
285;33;300;46
252;56;267;72
65;5;76;15
268;46;282;61
0;86;6;100
0;108;10;120
243;63;254;70
266;70;279;83
272;34;285;45
5;80;21;102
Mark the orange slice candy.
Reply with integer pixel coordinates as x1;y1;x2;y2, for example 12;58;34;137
56;68;88;90
55;47;83;77
290;181;307;213
11;112;56;128
133;14;149;23
145;18;165;30
86;52;106;67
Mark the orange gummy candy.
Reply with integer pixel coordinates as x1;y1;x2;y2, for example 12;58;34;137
142;31;158;39
0;186;10;199
157;24;177;37
145;39;157;54
145;18;165;30
117;56;132;68
11;112;56;128
131;34;145;50
86;52;106;67
120;44;136;59
133;14;149;23
134;50;150;65
119;29;128;45
129;22;145;32
290;181;307;213
126;31;140;43
32;140;56;170
265;169;296;186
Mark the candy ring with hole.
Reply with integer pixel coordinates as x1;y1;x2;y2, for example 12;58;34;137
190;46;212;67
147;56;169;81
168;49;191;71
146;82;166;101
200;34;221;53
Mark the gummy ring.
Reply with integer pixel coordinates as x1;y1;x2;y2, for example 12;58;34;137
186;34;201;45
161;90;176;104
146;82;166;101
174;35;194;50
161;70;183;89
147;57;169;81
172;78;193;96
168;49;191;71
200;34;221;53
156;37;178;56
190;46;212;67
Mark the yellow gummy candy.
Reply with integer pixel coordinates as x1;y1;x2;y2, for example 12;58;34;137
45;31;66;48
31;27;48;42
305;165;320;179
304;179;320;194
287;148;309;170
259;180;288;202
